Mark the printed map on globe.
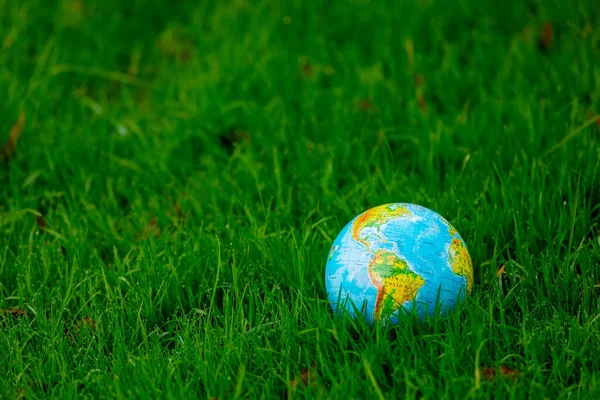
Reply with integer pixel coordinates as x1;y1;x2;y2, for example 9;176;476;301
325;203;473;323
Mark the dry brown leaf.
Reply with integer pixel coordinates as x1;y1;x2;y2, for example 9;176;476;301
2;111;26;162
415;74;425;88
76;317;97;334
586;111;600;129
418;94;428;113
499;366;520;380
358;99;372;111
405;39;415;72
496;265;506;278
357;99;379;114
173;201;184;220
481;365;520;382
302;62;313;78
414;74;428;113
36;215;47;229
1;308;28;317
539;22;553;51
135;217;161;241
65;317;97;343
481;367;496;381
290;361;317;389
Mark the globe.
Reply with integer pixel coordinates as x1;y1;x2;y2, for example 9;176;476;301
325;203;473;323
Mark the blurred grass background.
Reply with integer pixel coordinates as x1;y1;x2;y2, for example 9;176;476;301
1;0;600;398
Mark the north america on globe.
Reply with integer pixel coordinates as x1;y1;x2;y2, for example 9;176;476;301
325;203;473;323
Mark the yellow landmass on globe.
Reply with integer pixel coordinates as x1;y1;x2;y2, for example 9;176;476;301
352;204;410;249
448;238;473;294
329;245;337;260
368;249;425;320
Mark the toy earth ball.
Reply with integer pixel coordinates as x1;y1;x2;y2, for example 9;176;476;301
325;203;473;323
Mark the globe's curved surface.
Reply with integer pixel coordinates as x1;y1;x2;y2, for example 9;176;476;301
325;203;473;323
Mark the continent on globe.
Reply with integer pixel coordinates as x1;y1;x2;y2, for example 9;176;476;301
329;245;338;260
352;204;410;250
368;249;425;319
448;238;473;294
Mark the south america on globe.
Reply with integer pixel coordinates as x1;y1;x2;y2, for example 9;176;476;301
325;203;473;323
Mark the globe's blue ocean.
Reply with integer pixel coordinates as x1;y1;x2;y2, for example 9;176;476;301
325;203;471;323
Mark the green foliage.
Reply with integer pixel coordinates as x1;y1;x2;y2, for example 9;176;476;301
1;0;599;398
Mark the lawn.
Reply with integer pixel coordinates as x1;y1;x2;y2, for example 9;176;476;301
1;0;599;398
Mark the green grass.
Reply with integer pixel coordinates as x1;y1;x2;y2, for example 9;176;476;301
1;0;600;398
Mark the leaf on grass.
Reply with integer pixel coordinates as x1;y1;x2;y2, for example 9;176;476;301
414;74;427;113
173;201;187;222
356;99;379;114
496;265;505;278
539;22;553;51
290;361;317;390
65;317;97;343
1;308;28;317
76;317;97;334
481;367;496;381
498;366;520;379
358;99;372;111
415;74;425;88
173;201;182;217
586;111;600;129
418;95;428;113
302;62;313;78
135;217;161;241
481;365;520;382
2;111;26;162
36;215;47;229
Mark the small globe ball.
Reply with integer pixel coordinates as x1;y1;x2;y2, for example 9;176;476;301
325;203;473;323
